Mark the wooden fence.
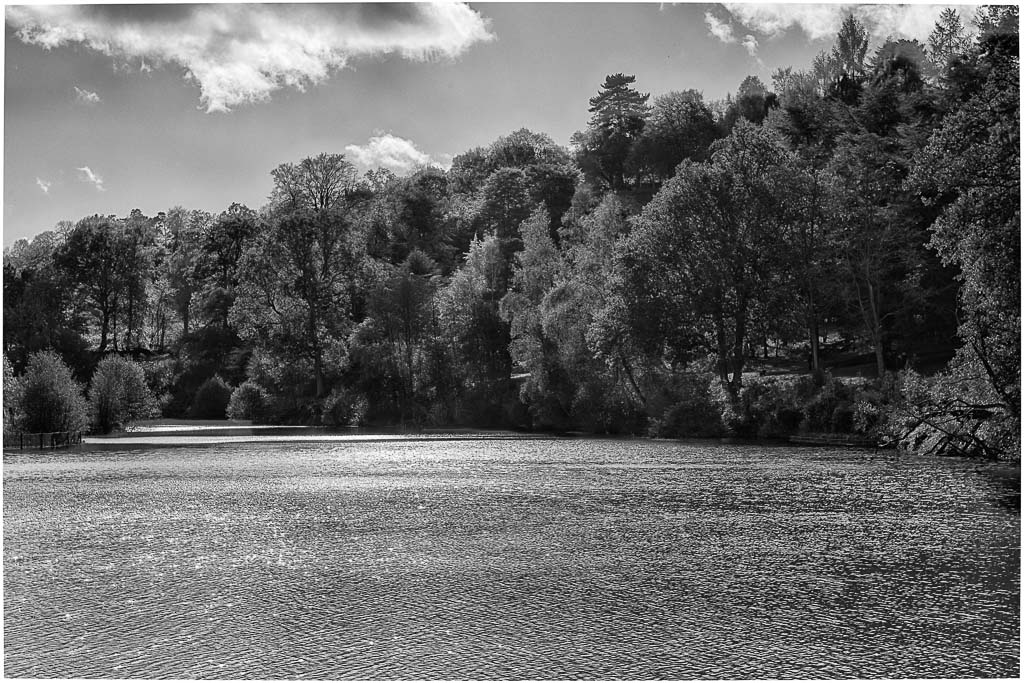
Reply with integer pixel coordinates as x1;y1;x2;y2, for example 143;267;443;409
5;431;84;450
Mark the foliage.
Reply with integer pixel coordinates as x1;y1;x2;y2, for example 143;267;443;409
162;207;212;340
140;357;177;415
226;380;269;422
629;90;720;183
195;203;259;337
500;207;569;427
52;216;130;352
242;348;318;424
435;234;515;425
3;228;94;378
721;75;776;129
2;16;1017;458
10;350;89;434
928;9;971;78
234;158;364;403
833;14;870;78
321;386;368;428
4;354;19;432
479;167;533;255
621;121;802;395
189;375;233;420
573;73;650;191
799;374;852;434
728;375;816;438
907;10;1020;457
647;371;724;439
885;365;1018;460
270;153;359;213
348;251;441;423
89;355;158;434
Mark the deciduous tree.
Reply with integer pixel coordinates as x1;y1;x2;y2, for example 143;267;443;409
89;355;157;433
234;154;364;403
53;216;129;352
907;12;1020;454
11;350;89;434
621;122;802;396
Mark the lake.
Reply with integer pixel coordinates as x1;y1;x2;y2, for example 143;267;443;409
3;435;1020;679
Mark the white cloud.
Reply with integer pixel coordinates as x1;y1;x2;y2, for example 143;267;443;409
74;86;101;104
76;166;105;191
7;4;495;113
435;153;455;172
722;4;978;43
741;34;759;58
345;134;442;175
704;11;736;43
36;177;51;194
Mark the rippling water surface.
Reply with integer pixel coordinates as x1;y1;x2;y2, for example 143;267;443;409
4;436;1020;679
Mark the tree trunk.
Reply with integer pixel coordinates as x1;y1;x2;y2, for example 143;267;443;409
714;311;730;384
730;306;747;396
158;310;166;352
111;297;119;352
866;281;886;379
314;353;324;399
99;307;110;352
807;283;821;372
309;302;324;399
810;315;821;372
618;351;646;407
873;341;886;380
126;291;134;351
806;168;822;373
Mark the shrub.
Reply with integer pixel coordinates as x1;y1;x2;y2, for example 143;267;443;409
776;407;804;433
3;354;18;434
189;375;233;419
226;381;269;421
89;356;159;434
800;374;855;433
140;357;178;416
322;386;368;427
11;350;89;434
648;373;724;438
718;376;810;439
243;348;318;424
572;379;644;435
830;402;856;433
884;365;1018;460
853;400;882;437
651;397;724;438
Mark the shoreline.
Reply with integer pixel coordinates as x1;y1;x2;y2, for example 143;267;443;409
7;421;1019;471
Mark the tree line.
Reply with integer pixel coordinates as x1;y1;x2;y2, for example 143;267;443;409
4;8;1019;459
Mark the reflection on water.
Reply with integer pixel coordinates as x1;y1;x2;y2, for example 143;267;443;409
4;437;1020;679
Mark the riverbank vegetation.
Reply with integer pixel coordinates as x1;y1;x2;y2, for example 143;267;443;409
4;9;1019;459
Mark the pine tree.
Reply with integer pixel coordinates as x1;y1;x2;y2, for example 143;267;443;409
575;74;651;191
832;14;870;77
928;8;971;77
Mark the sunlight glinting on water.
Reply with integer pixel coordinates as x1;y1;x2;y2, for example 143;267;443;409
4;437;1020;679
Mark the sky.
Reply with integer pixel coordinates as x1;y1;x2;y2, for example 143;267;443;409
3;2;977;246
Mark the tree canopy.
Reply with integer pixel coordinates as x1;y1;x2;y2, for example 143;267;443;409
4;10;1018;458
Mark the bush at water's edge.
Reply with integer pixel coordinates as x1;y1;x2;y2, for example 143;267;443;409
89;356;159;434
6;350;89;435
